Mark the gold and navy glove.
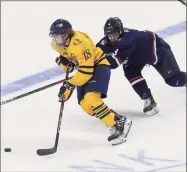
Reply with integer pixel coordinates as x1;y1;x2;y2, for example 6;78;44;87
58;80;75;102
66;62;75;73
55;55;75;73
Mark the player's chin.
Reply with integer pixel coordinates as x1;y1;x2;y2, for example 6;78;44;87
109;40;118;45
56;43;65;47
55;41;65;47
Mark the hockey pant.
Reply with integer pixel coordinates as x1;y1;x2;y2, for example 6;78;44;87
80;92;116;127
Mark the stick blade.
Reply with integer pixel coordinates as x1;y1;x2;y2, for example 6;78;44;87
37;147;57;156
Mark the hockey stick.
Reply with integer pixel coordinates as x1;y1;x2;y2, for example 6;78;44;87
1;76;72;106
178;0;187;6
36;71;69;156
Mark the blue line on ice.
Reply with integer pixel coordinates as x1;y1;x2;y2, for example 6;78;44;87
1;21;186;96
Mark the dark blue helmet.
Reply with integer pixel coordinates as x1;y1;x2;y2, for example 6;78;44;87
104;17;123;36
49;19;72;36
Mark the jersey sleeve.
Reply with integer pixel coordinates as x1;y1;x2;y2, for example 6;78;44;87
96;41;101;48
96;37;107;49
106;40;134;69
69;39;94;86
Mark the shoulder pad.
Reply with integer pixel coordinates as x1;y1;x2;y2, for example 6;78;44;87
96;38;107;48
100;39;107;45
98;37;108;46
123;28;130;32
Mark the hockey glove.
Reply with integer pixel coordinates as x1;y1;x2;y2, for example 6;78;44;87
66;61;75;73
58;80;75;102
55;55;75;73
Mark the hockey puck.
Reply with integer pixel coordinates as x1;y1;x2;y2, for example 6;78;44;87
4;148;11;152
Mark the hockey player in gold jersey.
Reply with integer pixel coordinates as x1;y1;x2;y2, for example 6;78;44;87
49;19;132;145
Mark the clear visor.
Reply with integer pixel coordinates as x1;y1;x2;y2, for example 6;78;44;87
108;32;120;42
50;34;68;46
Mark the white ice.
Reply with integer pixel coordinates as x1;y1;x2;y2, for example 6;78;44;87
1;1;186;172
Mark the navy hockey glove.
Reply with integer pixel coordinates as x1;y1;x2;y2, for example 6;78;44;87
58;80;75;102
55;55;75;73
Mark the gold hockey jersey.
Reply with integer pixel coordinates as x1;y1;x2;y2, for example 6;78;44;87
51;31;110;86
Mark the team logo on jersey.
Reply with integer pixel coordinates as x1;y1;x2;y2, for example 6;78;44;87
100;39;107;45
122;57;129;67
122;59;128;65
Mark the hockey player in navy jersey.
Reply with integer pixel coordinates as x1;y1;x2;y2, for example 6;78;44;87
96;17;186;116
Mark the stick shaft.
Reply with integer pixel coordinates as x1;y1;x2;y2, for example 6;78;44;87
53;71;69;149
1;76;72;105
36;71;70;156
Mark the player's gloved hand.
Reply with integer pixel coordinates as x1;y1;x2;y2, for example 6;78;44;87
55;55;75;73
58;80;75;102
66;61;75;73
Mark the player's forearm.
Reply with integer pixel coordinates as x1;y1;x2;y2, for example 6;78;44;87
105;54;121;69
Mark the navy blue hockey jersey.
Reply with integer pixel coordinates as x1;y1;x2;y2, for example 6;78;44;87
96;28;163;69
